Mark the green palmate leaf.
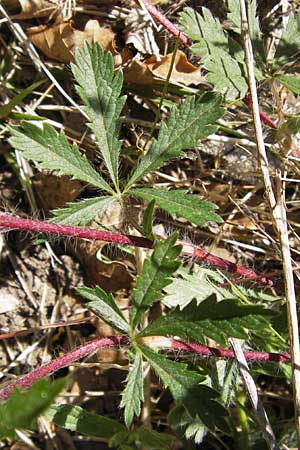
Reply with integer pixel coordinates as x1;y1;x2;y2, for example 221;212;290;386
139;296;273;345
163;267;223;309
72;42;126;191
126;94;224;189
181;7;228;56
273;13;300;70
180;7;248;100
120;351;144;428
205;53;248;100
275;74;300;95
132;188;221;226
45;404;125;439
131;233;182;329
139;345;229;432
50;196;117;226
9;122;114;194
78;286;130;334
0;378;66;439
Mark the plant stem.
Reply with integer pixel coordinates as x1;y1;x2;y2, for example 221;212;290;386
0;336;127;401
137;0;189;47
0;213;273;286
0;335;291;402
0;213;153;249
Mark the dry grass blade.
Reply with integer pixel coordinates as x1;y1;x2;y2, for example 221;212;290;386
239;0;300;448
230;338;279;450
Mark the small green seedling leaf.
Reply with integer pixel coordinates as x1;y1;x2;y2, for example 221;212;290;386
142;199;155;240
120;351;144;428
131;233;182;329
0;79;45;120
132;188;222;226
139;296;273;345
45;404;125;438
9;122;114;194
0;378;66;439
72;42;126;191
78;286;130;334
126;94;224;189
50;196;117;226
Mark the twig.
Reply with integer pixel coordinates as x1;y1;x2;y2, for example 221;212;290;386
240;0;300;448
0;335;291;402
0;213;273;286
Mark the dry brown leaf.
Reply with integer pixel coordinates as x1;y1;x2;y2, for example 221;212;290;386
32;174;82;211
27;20;116;63
124;50;206;86
146;51;204;85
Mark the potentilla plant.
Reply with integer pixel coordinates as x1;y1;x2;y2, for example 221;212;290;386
0;15;295;447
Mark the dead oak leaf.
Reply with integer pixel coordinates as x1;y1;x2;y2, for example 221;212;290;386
124;50;206;87
27;20;116;63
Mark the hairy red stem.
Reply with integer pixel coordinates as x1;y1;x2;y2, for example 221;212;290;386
171;339;291;363
139;0;189;47
0;336;127;401
0;335;290;401
0;213;273;286
0;213;153;249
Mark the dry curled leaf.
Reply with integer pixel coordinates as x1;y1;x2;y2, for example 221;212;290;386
124;7;160;59
124;50;208;87
27;20;116;63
